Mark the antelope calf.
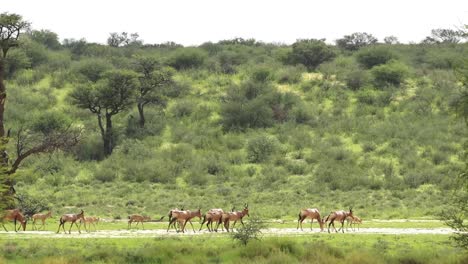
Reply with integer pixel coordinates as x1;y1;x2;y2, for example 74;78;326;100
297;208;324;231
346;215;362;231
128;214;151;229
1;209;27;232
32;211;52;231
79;216;100;232
222;204;249;232
325;208;353;233
57;210;85;234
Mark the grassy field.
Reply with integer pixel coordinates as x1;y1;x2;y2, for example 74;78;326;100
0;233;465;263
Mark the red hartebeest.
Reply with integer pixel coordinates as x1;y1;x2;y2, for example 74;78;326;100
199;208;225;232
168;209;202;233
128;214;151;229
325;208;353;233
297;208;325;231
167;208;183;232
222;204;249;232
79;216;100;232
1;209;27;232
57;210;85;234
346;215;362;231
32;211;52;230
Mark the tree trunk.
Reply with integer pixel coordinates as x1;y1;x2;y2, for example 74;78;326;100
0;58;6;138
137;102;145;128
103;113;114;156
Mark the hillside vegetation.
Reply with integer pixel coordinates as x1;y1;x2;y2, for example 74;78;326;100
4;31;468;219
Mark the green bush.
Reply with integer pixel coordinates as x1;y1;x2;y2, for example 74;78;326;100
94;167;118;182
288;39;336;70
276;65;305;84
168;48;207;70
371;60;409;87
72;58;112;82
247;135;279;163
356;47;397;69
344;69;370;90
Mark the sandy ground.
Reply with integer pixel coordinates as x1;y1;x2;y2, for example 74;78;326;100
0;227;454;239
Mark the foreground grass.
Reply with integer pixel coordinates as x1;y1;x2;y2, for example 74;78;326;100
0;234;466;263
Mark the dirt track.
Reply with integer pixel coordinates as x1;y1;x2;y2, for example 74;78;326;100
0;227;454;239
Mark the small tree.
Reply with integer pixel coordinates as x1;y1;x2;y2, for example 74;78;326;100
28;29;61;50
422;28;465;44
288;39;336;70
107;32;141;47
0;13;29;138
444;64;468;249
383;36;400;45
230;216;266;246
336;32;378;51
70;70;137;156
133;56;174;127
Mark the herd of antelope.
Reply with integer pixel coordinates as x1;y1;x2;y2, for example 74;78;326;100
0;205;362;234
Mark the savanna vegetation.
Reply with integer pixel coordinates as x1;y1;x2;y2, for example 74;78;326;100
0;11;467;263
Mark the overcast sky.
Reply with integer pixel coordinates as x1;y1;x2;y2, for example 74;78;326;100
3;0;468;46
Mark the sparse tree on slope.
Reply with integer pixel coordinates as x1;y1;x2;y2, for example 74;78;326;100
70;70;137;156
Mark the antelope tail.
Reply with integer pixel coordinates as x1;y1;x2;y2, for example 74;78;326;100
298;213;302;221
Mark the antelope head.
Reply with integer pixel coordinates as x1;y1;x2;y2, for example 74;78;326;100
349;207;353;216
243;203;249;217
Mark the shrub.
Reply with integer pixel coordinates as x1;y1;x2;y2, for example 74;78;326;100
230;216;266;245
94;167;117;182
371;60;409;87
344;69;370;90
247;135;279;163
169;99;196;118
356;47;397;69
276;65;305;84
168;48;207;70
72;58;112;82
288;39;336;70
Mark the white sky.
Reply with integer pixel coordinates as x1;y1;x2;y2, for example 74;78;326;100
3;0;468;46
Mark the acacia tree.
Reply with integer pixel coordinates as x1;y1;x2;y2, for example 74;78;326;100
71;70;137;156
133;56;174;127
0;13;29;138
287;39;336;70
107;32;141;47
422;28;465;44
445;62;468;249
336;32;378;51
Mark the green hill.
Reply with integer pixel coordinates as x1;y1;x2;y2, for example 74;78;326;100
4;33;468;220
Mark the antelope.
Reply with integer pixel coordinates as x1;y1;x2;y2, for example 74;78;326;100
1;209;27;232
297;208;324;231
199;208;225;232
168;209;202;233
325;207;353;233
128;214;151;229
222;204;249;232
346;215;362;231
79;216;100;232
167;208;183;232
57;210;85;234
32;211;52;231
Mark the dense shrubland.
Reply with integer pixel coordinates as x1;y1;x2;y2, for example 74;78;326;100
2;26;468;220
